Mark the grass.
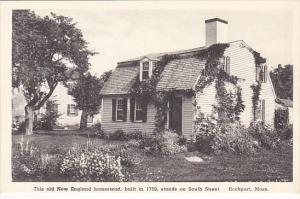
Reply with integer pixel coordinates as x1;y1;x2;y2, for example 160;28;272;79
12;131;293;182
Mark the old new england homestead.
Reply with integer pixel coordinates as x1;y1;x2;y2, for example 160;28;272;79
100;18;276;138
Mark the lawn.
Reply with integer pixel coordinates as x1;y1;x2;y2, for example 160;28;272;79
12;132;293;182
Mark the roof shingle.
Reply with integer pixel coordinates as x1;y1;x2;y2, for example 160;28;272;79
100;65;139;95
156;57;205;91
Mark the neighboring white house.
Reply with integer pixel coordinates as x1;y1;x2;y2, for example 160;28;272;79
12;83;102;130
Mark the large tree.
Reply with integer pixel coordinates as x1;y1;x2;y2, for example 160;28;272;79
270;64;293;100
68;70;112;129
12;10;95;135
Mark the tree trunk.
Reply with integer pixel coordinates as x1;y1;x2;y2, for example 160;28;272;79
25;105;34;135
80;110;88;129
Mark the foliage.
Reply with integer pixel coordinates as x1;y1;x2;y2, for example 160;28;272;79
92;122;106;138
125;130;144;140
139;130;187;156
270;64;293;100
67;71;112;128
250;81;262;120
193;115;257;154
12;136;64;181
109;129;127;141
276;124;293;140
194;43;244;122
251;50;266;66
129;54;181;132
34;100;62;130
60;149;125;182
248;121;279;149
12;10;95;134
274;109;289;129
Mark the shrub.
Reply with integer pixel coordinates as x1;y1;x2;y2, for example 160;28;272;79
60;149;125;182
275;109;289;129
194;116;257;154
12;141;43;181
109;129;126;141
139;130;187;156
248;121;279;149
35;100;61;130
276;124;293;140
177;136;187;146
126;130;144;140
212;123;257;154
92;122;106;139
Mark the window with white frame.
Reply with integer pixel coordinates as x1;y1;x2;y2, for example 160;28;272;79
256;65;268;83
116;99;124;121
142;61;150;80
221;56;230;74
87;115;93;123
135;100;143;121
70;104;76;114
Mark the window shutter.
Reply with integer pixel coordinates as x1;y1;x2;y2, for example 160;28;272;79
67;104;70;116
130;98;135;122
264;65;268;83
112;99;116;121
226;56;230;74
262;99;265;121
75;106;78;116
256;67;259;81
123;98;127;122
141;101;147;122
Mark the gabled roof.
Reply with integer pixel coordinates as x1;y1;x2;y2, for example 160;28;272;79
100;40;248;96
156;57;205;91
100;64;139;95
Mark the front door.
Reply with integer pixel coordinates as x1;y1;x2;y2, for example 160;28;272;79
169;97;182;135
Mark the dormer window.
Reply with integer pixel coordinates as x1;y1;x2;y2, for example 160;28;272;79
142;61;150;80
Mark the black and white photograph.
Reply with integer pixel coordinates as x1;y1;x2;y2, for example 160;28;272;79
1;0;298;191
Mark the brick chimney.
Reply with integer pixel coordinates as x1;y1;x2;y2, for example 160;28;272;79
205;18;228;46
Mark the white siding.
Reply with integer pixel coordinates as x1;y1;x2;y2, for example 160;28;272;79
195;41;276;127
46;83;102;127
101;96;156;134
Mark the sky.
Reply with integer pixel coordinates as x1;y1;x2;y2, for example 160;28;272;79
35;8;293;77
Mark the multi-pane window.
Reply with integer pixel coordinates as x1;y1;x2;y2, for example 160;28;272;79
135;101;143;121
69;104;76;114
87;115;93;123
116;99;124;121
142;62;150;80
257;65;268;83
67;104;78;116
221;56;230;74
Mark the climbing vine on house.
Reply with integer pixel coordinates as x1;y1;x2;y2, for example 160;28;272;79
250;81;262;120
129;54;182;133
194;43;245;123
249;49;266;120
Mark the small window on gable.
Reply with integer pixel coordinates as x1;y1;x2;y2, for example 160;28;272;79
142;61;150;80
